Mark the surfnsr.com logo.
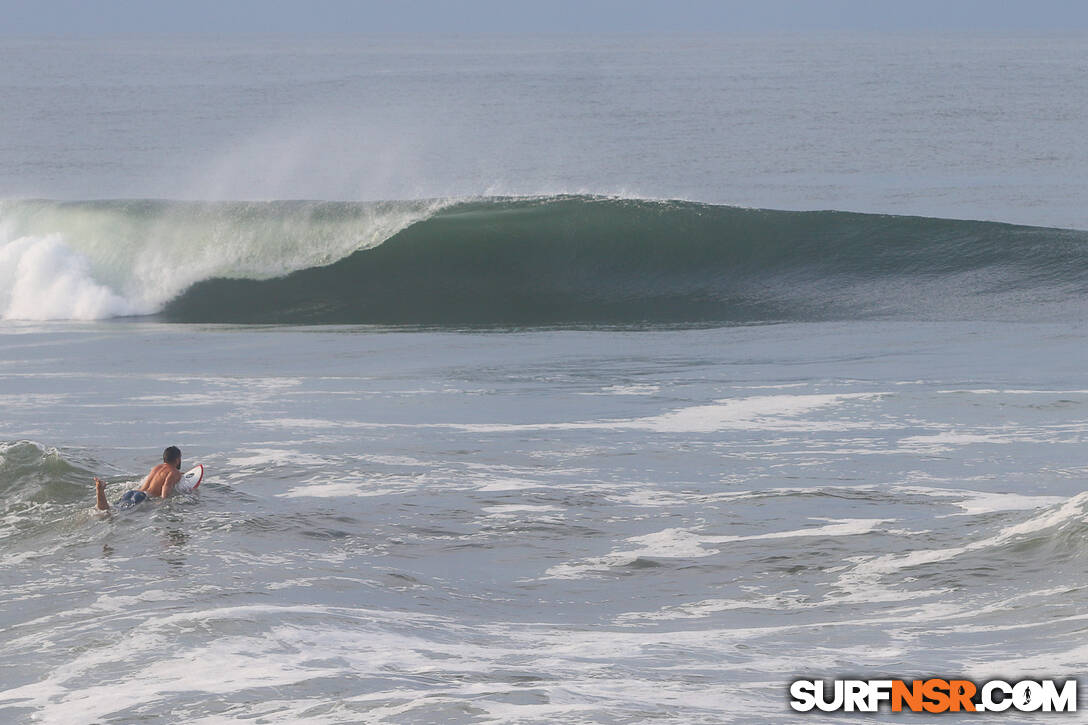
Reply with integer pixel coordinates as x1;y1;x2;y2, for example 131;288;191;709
789;679;1077;713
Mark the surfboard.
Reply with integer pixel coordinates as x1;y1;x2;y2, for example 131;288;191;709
176;463;204;493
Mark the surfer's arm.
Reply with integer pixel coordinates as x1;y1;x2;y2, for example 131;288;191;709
94;477;109;511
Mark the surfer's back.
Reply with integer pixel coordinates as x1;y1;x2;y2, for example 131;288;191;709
140;462;181;498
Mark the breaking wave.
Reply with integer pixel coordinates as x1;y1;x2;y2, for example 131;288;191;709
2;195;1086;325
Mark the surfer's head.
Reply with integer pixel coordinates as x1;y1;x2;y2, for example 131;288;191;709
163;446;182;469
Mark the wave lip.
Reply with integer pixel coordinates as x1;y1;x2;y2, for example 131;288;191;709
4;195;1088;325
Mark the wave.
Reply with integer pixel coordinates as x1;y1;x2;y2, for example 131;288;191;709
0;441;96;547
2;195;1087;325
0;440;89;503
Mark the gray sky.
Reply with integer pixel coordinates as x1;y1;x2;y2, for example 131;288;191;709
3;0;1088;34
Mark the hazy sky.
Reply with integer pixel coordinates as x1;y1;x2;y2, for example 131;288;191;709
3;0;1088;34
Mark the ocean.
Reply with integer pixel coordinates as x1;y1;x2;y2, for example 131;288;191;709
1;33;1086;723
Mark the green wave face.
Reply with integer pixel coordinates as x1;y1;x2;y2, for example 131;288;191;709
163;196;1088;325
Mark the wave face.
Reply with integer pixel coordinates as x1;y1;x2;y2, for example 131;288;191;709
0;441;93;546
3;196;1087;324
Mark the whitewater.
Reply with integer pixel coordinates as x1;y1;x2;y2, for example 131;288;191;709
2;32;1087;725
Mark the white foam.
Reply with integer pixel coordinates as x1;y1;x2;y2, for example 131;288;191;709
482;504;564;514
841;492;1088;586
277;478;403;499
131;393;230;406
225;448;333;468
359;454;428;467
0;235;140;320
0;597;924;722
475;477;548;492
582;384;660;396
617;392;887;433
0;603;492;722
252;393;887;437
735;383;810;390
451;392;887;435
252;417;349;429
892;485;1067;516
899;429;1052;453
0;393;69;408
616;592;817;622
545;518;890;579
88;589;178;613
945;491;1066;516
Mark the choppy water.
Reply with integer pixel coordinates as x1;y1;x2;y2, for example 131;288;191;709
1;322;1086;723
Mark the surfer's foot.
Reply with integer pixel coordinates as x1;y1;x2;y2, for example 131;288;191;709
94;477;110;511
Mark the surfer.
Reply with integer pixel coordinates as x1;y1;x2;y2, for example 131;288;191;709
94;446;183;511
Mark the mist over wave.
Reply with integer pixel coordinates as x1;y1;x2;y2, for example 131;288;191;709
2;195;1086;325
